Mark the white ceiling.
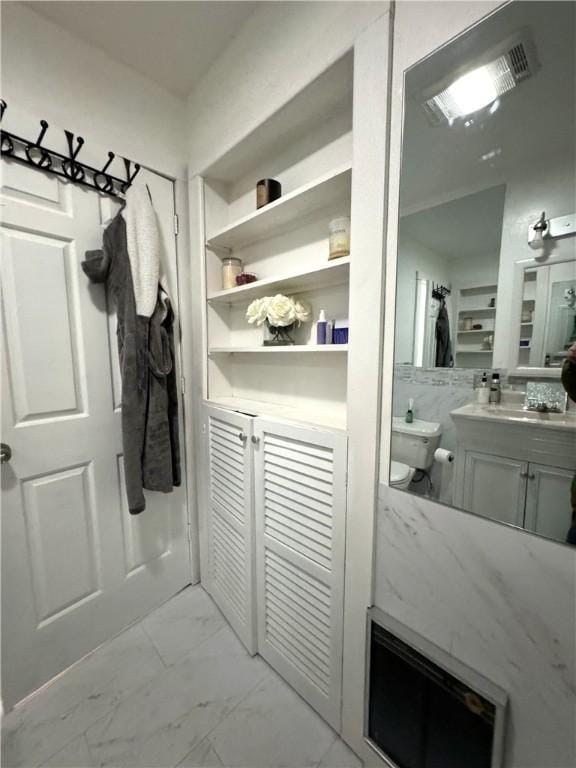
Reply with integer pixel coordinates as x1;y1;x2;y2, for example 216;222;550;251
401;185;506;261
25;1;259;99
400;0;575;213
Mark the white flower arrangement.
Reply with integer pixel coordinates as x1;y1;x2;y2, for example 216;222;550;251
246;295;311;328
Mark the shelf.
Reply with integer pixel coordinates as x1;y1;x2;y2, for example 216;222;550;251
455;349;493;354
206;165;352;250
460;283;498;293
209;345;348;355
204;52;353;184
458;307;496;314
208;396;347;432
207;258;350;305
457;329;493;335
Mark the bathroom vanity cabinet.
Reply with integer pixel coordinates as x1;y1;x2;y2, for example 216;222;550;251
452;405;576;543
459;452;573;539
202;402;347;729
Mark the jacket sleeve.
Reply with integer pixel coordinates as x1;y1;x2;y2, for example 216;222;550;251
81;230;112;283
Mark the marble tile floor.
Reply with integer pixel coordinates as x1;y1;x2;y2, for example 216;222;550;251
1;586;362;768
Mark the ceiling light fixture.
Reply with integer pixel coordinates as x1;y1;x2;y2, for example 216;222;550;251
422;33;538;124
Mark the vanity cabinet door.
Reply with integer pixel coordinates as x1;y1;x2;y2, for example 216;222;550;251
253;418;347;730
524;464;574;543
203;404;257;654
462;452;528;527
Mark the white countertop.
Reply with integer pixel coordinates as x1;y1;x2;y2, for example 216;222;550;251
450;402;576;432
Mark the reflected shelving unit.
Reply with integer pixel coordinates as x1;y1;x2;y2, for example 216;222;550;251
453;282;498;367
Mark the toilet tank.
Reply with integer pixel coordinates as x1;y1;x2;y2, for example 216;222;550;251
391;417;442;469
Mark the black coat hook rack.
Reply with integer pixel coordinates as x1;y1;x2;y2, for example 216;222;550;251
0;100;140;198
432;283;451;301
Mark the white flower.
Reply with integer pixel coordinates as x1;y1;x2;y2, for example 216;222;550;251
293;300;311;324
266;294;297;327
246;297;270;326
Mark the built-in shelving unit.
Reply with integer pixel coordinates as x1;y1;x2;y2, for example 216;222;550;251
454;281;498;366
519;270;536;364
199;52;354;430
206;165;352;250
209;345;348;355
209;396;347;431
207;257;350;305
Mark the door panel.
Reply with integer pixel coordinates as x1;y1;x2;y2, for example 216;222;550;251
524;463;574;543
203;404;257;654
1;161;189;708
462;452;527;527
22;463;101;624
254;419;347;730
2;232;82;420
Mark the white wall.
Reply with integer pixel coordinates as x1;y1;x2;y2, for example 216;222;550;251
1;2;187;178
185;1;386;175
449;253;500;289
379;3;575;767
395;232;451;363
493;159;576;368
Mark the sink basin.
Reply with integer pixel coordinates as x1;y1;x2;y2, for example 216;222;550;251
450;402;576;431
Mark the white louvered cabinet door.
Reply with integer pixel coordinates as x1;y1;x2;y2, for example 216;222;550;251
253;419;348;730
204;405;257;654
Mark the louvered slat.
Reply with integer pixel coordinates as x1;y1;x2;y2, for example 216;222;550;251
204;406;256;654
254;419;347;730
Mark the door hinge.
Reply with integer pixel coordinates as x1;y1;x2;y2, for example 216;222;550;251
173;214;179;236
180;376;186;395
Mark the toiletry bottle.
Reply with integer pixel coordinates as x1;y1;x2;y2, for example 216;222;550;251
405;398;414;423
316;310;327;345
325;319;334;345
489;372;501;404
477;372;490;404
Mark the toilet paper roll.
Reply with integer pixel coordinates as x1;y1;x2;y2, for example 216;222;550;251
434;448;454;464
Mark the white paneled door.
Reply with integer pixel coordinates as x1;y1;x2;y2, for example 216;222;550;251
203;404;257;654
253;419;347;730
1;161;189;709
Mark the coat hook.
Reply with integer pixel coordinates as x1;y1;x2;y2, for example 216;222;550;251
36;119;49;146
93;151;115;194
122;157;141;191
64;130;84;160
62;130;85;181
101;151;115;175
25;119;51;168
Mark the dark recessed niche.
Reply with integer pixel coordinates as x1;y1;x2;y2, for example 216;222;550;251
367;616;506;768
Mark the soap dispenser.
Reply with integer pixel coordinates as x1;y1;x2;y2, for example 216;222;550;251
477;372;490;405
489;372;501;404
405;399;414;423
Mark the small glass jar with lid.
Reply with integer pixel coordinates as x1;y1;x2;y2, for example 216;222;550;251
328;217;350;260
222;257;243;290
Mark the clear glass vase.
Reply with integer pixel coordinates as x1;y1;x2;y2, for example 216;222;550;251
263;321;296;346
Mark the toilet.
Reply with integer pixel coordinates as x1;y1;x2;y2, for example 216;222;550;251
390;417;442;488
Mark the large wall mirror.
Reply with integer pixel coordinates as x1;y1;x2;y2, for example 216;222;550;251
384;0;576;546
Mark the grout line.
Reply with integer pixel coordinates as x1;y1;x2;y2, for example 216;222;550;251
314;731;340;768
138;620;170;670
197;667;274;766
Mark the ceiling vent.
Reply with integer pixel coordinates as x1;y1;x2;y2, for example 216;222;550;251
422;31;539;125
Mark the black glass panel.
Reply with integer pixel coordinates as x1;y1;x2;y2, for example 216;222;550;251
368;623;496;768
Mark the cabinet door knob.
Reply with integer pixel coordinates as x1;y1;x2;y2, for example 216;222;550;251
238;432;247;443
251;435;260;446
521;471;536;480
0;443;12;464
